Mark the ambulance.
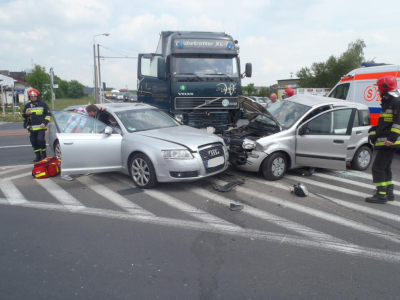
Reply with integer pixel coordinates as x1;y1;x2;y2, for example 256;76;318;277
327;64;400;125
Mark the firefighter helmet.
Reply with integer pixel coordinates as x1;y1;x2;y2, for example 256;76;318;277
28;88;40;98
285;88;295;97
375;76;398;94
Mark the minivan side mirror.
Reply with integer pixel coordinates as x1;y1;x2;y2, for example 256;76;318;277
298;125;306;136
157;57;166;80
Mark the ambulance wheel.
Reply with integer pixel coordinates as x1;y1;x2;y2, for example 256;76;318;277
261;152;287;181
130;153;158;189
54;140;62;159
350;146;372;171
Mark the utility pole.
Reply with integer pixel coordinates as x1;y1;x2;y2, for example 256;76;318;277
97;44;102;104
93;44;99;103
0;80;5;121
50;67;55;109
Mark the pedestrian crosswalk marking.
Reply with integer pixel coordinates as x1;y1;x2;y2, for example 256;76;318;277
76;176;154;216
187;184;346;244
1;198;400;264
207;177;400;245
318;194;400;223
313;172;400;197
113;174;240;228
1;166;400;264
35;178;85;211
0;180;27;204
284;174;400;207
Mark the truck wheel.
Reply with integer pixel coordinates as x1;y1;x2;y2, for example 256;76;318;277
261;152;287;181
350;146;372;171
130;153;158;189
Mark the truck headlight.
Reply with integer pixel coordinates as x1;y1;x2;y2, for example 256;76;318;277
162;149;193;159
243;139;256;150
174;114;183;122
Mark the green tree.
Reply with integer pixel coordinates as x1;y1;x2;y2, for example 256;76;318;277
242;83;258;96
297;39;366;88
25;65;51;101
258;87;270;97
68;80;85;98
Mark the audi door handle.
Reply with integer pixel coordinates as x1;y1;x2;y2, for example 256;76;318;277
356;131;362;134
63;141;74;145
333;140;344;144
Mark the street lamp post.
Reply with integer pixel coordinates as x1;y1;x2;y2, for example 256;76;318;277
93;33;109;103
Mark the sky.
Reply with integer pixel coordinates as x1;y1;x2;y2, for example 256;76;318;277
0;0;399;90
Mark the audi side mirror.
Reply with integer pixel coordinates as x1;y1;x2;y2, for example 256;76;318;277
104;126;113;135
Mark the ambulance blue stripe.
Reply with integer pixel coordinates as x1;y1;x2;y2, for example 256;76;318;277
369;107;382;114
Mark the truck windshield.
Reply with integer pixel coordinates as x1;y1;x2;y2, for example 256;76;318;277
173;57;239;78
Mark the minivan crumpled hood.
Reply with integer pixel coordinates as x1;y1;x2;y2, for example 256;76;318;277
239;96;283;131
135;125;222;152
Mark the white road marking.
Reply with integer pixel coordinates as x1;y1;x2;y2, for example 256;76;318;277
346;170;400;186
285;174;400;207
187;184;346;244
5;172;33;181
1;199;400;263
0;164;33;176
313;172;400;197
113;175;239;228
76;176;154;216
207;178;400;245
318;194;400;223
35;179;85;211
0;180;27;204
0;143;49;149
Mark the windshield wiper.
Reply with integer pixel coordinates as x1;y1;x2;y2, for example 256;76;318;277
177;73;203;81
204;73;234;81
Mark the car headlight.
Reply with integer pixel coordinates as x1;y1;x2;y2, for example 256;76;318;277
243;139;256;150
162;149;193;159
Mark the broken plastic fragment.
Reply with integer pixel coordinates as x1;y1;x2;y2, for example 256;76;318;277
212;180;244;192
230;203;244;211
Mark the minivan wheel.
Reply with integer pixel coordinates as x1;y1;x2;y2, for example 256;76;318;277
130;153;158;189
261;152;287;181
350;146;372;171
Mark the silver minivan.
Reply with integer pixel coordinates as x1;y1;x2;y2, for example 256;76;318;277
223;95;372;180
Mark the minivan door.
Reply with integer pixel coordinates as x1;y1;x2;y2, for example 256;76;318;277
295;107;356;170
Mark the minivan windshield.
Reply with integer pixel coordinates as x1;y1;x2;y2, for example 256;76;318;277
116;109;180;132
267;100;311;129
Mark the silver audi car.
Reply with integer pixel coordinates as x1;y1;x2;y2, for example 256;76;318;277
48;103;228;188
222;95;372;180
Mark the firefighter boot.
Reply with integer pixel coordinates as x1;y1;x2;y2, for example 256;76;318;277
41;150;47;160
387;184;395;201
33;152;41;163
365;186;388;204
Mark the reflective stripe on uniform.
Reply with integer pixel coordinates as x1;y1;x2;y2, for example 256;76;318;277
34;149;41;153
369;131;376;135
30;125;47;131
393;124;400;129
384;109;393;113
391;127;400;134
374;181;392;187
375;140;400;146
380;113;393;118
45;116;51;121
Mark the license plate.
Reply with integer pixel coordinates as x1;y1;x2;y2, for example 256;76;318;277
206;156;224;168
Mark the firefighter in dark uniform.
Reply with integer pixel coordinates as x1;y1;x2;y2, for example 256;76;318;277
23;89;51;162
366;75;400;204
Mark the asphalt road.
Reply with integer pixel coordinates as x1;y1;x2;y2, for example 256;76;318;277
1;120;400;299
